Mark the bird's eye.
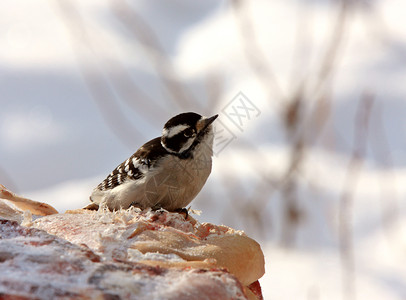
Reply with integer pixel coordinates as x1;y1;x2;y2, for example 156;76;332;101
183;128;194;138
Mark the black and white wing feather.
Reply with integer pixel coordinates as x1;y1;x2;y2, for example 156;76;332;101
95;137;169;192
96;155;143;191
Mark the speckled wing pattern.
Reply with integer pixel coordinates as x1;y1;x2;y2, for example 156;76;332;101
97;155;142;191
97;137;169;191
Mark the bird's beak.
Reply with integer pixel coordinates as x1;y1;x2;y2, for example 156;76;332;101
196;114;218;132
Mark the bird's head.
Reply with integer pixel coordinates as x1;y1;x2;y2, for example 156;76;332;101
161;112;218;156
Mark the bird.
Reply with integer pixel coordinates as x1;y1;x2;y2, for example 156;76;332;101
85;112;218;212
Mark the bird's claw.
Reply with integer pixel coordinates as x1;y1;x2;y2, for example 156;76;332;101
174;207;189;219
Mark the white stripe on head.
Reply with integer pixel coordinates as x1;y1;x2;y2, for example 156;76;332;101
162;124;189;138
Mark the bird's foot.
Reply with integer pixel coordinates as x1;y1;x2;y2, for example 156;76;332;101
174;207;189;219
129;201;142;209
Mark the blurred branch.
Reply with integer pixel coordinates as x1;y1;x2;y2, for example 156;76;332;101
102;57;168;125
370;101;400;245
205;72;225;116
111;0;200;111
231;0;285;103
231;0;355;245
289;3;313;95
311;0;352;98
305;92;333;145
231;0;305;243
280;90;307;246
339;92;374;300
218;172;270;240
54;0;146;148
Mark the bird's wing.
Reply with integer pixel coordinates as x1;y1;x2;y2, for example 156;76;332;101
96;137;168;191
96;155;143;191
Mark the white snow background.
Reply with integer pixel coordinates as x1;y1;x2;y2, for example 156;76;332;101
1;0;406;299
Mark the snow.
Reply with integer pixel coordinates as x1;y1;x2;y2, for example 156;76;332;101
1;0;406;299
262;214;406;300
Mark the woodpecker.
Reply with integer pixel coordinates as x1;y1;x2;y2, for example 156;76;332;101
86;112;218;212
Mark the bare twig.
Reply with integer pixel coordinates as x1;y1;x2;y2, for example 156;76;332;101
339;92;374;300
54;0;146;148
205;72;224;116
102;57;168;125
311;0;353;98
370;101;399;244
230;0;285;103
218;171;270;240
111;0;199;111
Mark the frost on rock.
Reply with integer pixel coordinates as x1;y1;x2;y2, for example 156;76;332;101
0;187;264;300
0;219;249;300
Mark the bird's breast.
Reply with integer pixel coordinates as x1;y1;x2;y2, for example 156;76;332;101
144;141;213;210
